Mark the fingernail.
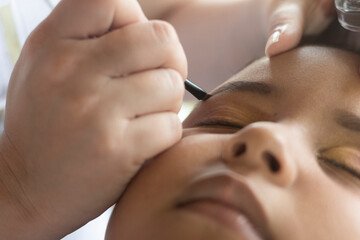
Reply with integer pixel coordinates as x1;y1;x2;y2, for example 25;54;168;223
265;25;288;56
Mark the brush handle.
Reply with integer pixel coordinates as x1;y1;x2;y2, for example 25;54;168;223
185;79;209;100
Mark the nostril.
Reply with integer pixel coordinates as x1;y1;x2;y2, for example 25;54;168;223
233;143;246;157
263;151;281;173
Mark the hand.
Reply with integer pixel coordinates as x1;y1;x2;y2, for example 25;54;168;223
0;0;187;239
265;0;335;56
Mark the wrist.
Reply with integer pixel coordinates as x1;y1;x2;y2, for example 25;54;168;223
0;133;49;239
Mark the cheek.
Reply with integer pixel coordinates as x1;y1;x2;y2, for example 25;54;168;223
106;134;227;239
259;155;360;240
304;184;360;239
106;153;188;240
281;172;360;239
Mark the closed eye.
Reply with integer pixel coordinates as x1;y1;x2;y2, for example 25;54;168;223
318;156;360;181
195;120;244;129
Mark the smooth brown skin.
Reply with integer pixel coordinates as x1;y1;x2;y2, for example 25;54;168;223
107;46;360;240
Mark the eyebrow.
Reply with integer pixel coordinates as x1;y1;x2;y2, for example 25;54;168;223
335;110;360;133
209;81;274;98
205;82;360;135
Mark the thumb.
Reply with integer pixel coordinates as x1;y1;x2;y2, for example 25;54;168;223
43;0;148;39
265;2;305;57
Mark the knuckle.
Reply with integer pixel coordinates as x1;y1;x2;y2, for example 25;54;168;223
164;113;182;140
150;20;177;44
24;34;43;58
161;43;188;79
164;69;185;110
48;50;77;75
130;8;147;23
24;27;49;57
172;48;188;79
23;31;88;91
165;69;184;91
41;45;85;88
99;26;135;60
95;120;129;159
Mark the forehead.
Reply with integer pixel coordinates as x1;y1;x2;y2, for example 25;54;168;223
213;46;360;114
226;47;359;93
185;46;360;146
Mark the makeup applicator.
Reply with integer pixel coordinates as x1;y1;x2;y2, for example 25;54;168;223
185;79;211;101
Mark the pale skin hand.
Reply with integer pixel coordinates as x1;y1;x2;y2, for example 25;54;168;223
140;0;335;56
265;0;335;56
0;0;187;239
138;0;335;91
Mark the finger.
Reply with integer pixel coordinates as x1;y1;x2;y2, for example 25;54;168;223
125;112;182;161
265;2;305;57
91;20;188;79
103;69;185;116
44;0;147;39
303;1;334;36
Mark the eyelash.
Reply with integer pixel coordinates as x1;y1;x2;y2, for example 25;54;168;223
196;120;244;129
318;156;360;181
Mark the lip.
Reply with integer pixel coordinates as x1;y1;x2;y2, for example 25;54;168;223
177;169;271;240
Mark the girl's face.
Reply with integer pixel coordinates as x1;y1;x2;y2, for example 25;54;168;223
106;46;360;240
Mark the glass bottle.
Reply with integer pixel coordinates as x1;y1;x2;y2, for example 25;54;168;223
336;0;360;32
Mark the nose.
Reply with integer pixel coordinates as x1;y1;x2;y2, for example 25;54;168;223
222;122;297;187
